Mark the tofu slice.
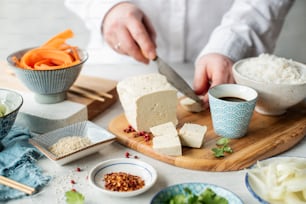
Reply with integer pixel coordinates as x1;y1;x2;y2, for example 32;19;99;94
179;123;207;148
150;122;177;137
152;135;182;156
180;97;204;113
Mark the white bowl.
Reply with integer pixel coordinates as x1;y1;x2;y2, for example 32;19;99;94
89;158;157;197
29;121;116;165
233;57;306;116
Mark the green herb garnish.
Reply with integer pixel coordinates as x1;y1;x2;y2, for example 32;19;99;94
212;138;233;158
65;190;85;204
168;187;228;204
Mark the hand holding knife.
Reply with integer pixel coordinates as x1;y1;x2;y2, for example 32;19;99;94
153;56;203;105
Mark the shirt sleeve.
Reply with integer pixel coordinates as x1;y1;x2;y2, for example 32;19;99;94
196;0;295;62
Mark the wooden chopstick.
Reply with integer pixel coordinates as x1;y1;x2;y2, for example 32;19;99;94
0;175;36;195
69;86;105;102
73;85;113;99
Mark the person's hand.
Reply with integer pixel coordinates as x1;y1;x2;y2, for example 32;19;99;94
102;2;157;64
193;53;234;109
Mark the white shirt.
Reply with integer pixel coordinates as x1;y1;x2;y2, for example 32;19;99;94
65;0;294;64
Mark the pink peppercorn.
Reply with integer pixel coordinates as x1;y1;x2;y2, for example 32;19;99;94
125;152;130;158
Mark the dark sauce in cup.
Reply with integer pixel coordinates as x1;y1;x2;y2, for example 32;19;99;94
219;96;247;102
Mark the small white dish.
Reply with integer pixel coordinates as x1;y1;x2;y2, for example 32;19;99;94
29;120;116;165
89;158;157;197
151;182;243;204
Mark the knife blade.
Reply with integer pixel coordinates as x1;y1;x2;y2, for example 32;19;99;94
154;56;203;105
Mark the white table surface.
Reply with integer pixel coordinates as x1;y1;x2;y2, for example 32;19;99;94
7;62;306;204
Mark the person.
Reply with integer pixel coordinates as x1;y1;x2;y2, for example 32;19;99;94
65;0;294;108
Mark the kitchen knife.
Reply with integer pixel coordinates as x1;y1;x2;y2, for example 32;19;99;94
154;56;203;105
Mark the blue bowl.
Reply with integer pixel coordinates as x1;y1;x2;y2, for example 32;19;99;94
0;88;23;139
7;47;88;104
151;182;243;204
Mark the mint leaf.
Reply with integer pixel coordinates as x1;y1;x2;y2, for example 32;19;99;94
212;148;225;158
168;187;228;204
65;190;85;204
216;138;229;146
223;146;233;153
169;194;186;204
212;138;233;158
199;188;228;204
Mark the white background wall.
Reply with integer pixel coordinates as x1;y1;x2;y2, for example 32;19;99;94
0;0;305;63
274;0;306;63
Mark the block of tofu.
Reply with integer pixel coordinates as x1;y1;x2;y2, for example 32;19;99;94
117;73;178;132
150;122;178;137
180;97;204;113
152;135;182;156
179;123;207;148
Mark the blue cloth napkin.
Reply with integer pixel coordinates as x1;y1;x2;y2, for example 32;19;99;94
0;126;51;202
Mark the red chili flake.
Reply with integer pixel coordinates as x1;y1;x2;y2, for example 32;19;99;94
71;180;76;184
123;125;136;133
71;188;76;192
125;152;130;158
76;167;81;172
143;133;151;142
133;131;152;142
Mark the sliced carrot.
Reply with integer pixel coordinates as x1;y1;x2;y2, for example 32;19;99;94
12;29;81;70
42;29;74;48
70;46;80;61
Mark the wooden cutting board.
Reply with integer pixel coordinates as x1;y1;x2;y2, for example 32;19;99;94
0;61;118;120
67;75;118;119
108;102;306;172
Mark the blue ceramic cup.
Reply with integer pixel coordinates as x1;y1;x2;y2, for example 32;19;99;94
208;84;258;139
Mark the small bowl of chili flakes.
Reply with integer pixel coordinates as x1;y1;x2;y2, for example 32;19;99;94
89;158;157;197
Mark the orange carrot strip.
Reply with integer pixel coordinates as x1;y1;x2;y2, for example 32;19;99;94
34;60;81;70
13;29;81;70
70;47;80;61
20;48;73;68
41;39;66;49
42;29;74;48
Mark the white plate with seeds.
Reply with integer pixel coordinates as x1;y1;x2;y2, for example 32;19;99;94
89;158;157;197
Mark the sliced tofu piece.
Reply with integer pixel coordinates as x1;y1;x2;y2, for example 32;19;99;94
150;122;177;137
117;73;178;132
152;135;182;156
180;97;204;113
179;123;207;148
